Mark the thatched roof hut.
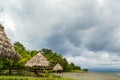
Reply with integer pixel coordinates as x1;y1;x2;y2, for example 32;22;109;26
25;52;50;67
53;63;63;71
0;24;19;60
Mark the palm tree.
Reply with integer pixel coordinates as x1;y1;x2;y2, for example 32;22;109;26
0;24;19;74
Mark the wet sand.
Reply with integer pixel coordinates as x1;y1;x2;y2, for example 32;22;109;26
59;72;120;80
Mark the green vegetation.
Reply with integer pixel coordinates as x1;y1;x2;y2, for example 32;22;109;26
0;76;73;80
41;48;81;72
0;41;80;73
82;68;89;72
0;41;87;79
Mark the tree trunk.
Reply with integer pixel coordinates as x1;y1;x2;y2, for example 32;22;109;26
0;69;1;74
9;66;12;74
8;59;14;74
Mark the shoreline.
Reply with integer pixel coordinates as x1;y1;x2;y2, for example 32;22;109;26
61;72;120;80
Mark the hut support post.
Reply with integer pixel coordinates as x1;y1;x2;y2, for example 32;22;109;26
34;70;39;77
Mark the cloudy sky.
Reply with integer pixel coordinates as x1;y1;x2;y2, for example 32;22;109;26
0;0;120;69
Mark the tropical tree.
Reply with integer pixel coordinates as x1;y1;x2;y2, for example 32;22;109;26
13;42;81;73
41;48;81;72
0;24;19;74
14;41;30;70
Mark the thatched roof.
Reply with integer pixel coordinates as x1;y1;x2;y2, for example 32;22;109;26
25;52;50;67
53;63;63;71
0;24;19;60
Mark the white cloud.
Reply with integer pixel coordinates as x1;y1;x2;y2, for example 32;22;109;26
97;0;105;6
100;53;109;60
0;13;15;31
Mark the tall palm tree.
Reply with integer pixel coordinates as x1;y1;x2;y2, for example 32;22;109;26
0;24;19;74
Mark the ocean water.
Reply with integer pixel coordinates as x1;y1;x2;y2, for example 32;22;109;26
90;69;120;76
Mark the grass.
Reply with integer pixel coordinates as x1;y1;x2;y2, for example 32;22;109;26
0;75;73;80
0;70;73;80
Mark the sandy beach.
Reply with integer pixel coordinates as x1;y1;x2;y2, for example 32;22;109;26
59;72;120;80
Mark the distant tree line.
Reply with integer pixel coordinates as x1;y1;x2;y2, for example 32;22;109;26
41;48;81;72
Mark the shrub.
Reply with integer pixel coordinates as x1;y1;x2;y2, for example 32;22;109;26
82;69;89;72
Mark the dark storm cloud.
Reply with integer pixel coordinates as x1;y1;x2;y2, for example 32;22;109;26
0;0;120;68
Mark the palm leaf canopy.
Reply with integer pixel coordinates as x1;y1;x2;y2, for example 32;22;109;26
53;63;63;71
0;24;19;60
25;52;50;67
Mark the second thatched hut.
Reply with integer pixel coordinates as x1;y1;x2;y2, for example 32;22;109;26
53;63;63;73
